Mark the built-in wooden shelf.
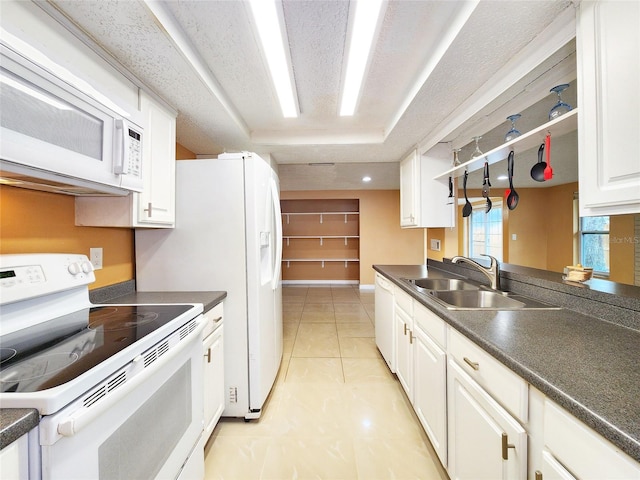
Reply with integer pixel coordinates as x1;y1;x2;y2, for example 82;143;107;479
281;199;360;283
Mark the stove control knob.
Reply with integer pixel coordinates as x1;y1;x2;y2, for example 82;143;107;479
68;263;81;275
81;261;93;274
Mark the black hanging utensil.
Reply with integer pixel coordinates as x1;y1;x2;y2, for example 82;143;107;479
483;161;492;213
462;171;472;217
507;151;519;210
530;143;546;182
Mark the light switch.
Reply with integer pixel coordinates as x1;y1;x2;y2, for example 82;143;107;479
512;234;517;241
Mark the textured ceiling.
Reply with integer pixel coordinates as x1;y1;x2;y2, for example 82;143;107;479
44;0;576;190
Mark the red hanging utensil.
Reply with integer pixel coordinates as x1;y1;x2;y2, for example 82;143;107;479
543;133;553;180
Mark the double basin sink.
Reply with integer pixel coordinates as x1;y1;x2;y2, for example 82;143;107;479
402;277;559;310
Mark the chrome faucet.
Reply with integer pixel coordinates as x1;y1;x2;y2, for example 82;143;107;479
451;254;501;290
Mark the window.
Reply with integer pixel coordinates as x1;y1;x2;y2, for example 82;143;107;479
580;216;610;275
469;202;503;261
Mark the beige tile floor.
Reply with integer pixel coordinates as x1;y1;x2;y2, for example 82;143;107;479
204;285;449;480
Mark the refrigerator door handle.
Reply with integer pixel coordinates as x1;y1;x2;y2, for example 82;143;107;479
270;177;283;290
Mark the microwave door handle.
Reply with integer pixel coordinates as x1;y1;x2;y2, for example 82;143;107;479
56;319;207;437
113;118;128;174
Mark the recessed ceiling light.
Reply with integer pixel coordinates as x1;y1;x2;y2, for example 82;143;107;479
339;0;386;116
362;176;372;182
248;0;298;118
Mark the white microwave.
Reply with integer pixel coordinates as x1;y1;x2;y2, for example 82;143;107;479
0;41;144;196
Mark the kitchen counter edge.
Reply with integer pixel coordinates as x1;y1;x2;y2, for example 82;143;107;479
0;409;38;450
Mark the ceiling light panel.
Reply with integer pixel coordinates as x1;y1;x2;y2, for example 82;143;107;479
340;0;386;117
248;0;299;118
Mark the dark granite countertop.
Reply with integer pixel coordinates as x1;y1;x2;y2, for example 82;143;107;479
99;291;227;313
0;409;38;450
374;264;640;463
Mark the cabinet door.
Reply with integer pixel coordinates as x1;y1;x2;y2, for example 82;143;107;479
400;149;419;227
447;359;527;480
137;92;176;226
203;325;224;441
414;325;447;468
577;0;640;216
394;305;414;400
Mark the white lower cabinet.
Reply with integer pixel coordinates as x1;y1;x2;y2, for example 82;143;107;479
447;359;527;480
0;432;29;480
202;304;225;442
394;288;414;399
413;322;447;467
394;299;414;400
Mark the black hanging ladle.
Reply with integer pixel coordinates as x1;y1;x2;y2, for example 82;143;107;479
530;143;546;182
482;161;492;213
462;171;472;217
506;150;519;210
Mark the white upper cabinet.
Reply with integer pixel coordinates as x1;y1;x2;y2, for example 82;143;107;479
577;0;640;216
76;92;177;228
400;144;455;228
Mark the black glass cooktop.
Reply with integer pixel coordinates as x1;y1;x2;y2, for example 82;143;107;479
0;304;192;393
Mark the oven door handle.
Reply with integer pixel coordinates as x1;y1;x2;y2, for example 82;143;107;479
57;319;207;438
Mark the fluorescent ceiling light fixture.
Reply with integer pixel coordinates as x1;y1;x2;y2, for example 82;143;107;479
340;0;385;116
362;176;372;182
249;0;298;118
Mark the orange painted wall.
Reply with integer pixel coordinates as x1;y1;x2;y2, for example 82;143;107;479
0;186;134;289
610;214;635;284
281;190;425;285
0;142;194;290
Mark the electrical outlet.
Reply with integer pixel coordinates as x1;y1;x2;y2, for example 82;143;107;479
430;239;441;251
90;248;103;270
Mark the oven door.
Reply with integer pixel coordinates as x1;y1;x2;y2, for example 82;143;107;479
38;319;205;480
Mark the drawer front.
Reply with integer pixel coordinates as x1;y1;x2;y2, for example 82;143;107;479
448;328;528;423
394;286;413;317
413;302;446;348
544;399;640;478
202;302;224;338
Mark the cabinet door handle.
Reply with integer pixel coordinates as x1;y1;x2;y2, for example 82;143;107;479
501;433;516;460
409;330;414;344
144;202;153;218
404;323;409;336
213;316;222;324
535;471;542;480
463;357;480;370
204;347;211;363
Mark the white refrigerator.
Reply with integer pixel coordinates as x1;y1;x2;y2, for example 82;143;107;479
135;152;283;419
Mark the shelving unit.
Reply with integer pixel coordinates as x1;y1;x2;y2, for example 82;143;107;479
434;108;578;180
281;200;360;283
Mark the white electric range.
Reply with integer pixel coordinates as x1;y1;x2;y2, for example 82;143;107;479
0;253;205;480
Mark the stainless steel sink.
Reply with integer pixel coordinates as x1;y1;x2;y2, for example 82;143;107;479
401;276;561;310
429;290;526;310
402;278;479;291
